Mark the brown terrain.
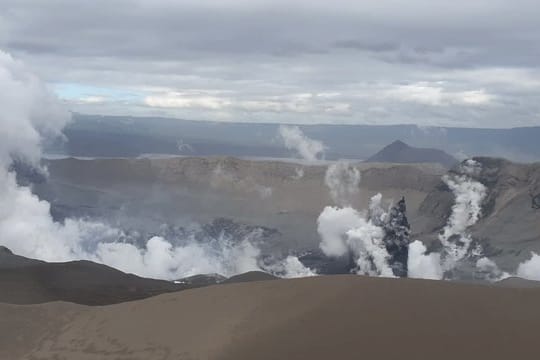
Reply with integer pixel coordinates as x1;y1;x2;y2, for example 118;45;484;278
0;246;185;305
1;275;540;360
0;247;275;305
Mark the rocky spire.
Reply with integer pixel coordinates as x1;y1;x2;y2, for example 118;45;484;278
383;196;411;277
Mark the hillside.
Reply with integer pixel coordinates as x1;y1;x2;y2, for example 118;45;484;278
417;157;540;270
0;248;186;305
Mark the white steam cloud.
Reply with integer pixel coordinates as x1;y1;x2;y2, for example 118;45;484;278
517;253;540;281
407;240;442;280
317;195;394;277
317;158;513;282
0;51;69;167
324;161;361;206
0;51;316;281
266;255;318;278
438;160;487;271
407;159;490;280
278;125;325;162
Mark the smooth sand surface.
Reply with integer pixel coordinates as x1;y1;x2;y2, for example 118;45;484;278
2;275;540;360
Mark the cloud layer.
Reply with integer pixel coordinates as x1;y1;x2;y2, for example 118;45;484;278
1;0;540;127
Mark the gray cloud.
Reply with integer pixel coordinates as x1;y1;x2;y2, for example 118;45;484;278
1;0;540;127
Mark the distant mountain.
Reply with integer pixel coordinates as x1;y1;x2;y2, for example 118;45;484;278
43;114;540;162
366;140;458;168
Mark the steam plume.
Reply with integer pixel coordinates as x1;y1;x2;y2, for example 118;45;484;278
317;157;507;281
317;195;394;277
0;51;315;280
407;159;499;280
517;253;540;281
324;161;361;206
278;125;325;162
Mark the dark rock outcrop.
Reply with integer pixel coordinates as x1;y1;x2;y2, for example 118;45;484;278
382;197;411;277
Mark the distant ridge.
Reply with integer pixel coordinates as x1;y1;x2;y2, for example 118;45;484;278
0;248;277;305
0;248;186;305
223;271;278;284
367;140;458;168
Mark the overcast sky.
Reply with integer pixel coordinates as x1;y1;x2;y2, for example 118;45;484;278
2;0;540;127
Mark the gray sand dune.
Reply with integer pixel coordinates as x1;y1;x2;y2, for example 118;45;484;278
2;275;539;360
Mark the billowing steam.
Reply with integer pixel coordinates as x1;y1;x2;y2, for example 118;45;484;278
407;241;442;280
0;51;69;167
266;256;318;278
317;157;512;281
324;161;361;206
0;51;315;280
517;253;540;281
438;160;487;271
317;196;394;277
278;125;325;162
407;160;493;280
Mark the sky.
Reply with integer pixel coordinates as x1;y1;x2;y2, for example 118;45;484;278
1;0;540;128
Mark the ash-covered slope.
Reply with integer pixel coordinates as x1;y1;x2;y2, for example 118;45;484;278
367;140;458;168
418;157;540;271
0;247;187;305
469;158;540;267
0;247;281;305
34;156;445;253
0;246;44;268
